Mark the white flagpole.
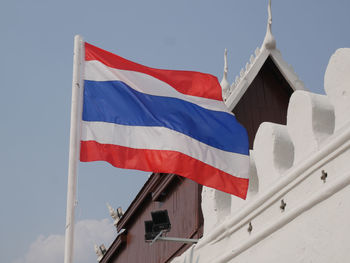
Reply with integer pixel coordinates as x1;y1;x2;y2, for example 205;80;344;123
64;35;84;263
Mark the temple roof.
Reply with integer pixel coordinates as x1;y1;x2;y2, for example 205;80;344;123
221;0;305;111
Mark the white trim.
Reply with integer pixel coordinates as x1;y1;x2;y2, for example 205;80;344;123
225;47;305;112
226;49;269;111
270;49;305;91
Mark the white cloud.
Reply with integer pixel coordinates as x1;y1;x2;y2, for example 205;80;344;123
13;218;116;263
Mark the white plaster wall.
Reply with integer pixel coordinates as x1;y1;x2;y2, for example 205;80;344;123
325;48;350;131
287;90;334;165
172;142;350;263
229;184;350;263
253;122;294;191
171;48;350;263
201;186;231;236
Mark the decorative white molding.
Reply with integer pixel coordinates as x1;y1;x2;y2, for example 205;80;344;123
107;203;121;227
94;244;106;262
226;48;269;111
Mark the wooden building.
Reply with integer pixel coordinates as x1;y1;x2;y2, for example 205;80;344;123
99;4;304;262
101;174;203;263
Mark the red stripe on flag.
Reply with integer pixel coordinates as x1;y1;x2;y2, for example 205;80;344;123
80;141;249;199
85;42;223;101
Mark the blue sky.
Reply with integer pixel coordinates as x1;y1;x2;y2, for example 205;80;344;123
1;1;350;262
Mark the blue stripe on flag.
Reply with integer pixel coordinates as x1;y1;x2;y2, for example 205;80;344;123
83;80;249;155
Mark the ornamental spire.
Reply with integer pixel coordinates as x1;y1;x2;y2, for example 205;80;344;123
262;0;276;49
223;48;228;77
220;48;230;100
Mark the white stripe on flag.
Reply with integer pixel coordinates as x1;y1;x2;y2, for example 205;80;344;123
81;121;249;179
84;60;229;113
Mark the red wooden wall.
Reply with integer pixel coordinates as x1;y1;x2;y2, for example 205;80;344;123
102;175;203;263
234;57;293;148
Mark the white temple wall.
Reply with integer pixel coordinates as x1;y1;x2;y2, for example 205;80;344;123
229;183;350;263
172;48;350;263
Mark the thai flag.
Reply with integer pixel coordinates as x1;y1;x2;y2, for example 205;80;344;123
80;42;250;199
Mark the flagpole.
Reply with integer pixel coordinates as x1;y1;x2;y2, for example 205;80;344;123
64;34;84;263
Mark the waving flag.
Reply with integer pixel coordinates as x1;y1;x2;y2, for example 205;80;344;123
80;42;250;198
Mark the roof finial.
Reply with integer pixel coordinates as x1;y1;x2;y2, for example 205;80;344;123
224;48;228;77
268;0;272;25
107;203;121;227
94;244;104;262
220;48;230;101
263;0;276;49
